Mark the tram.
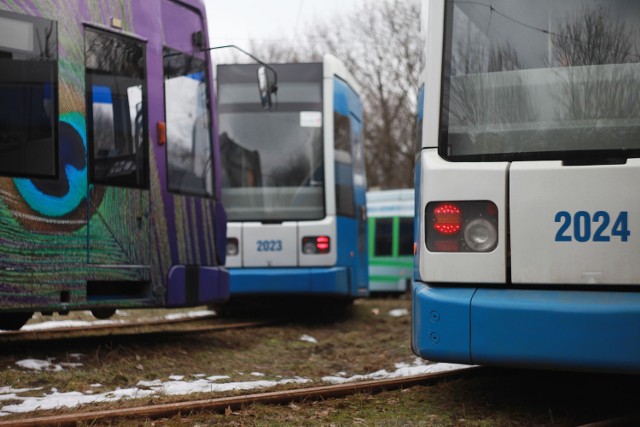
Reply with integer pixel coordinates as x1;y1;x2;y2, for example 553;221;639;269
0;0;230;329
217;55;369;306
414;0;640;372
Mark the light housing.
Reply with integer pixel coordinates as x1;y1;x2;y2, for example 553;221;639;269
426;201;498;253
226;238;239;256
302;236;330;254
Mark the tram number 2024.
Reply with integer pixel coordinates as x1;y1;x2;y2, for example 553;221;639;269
257;240;283;252
555;211;630;242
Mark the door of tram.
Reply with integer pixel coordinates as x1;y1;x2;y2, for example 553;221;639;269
85;27;151;273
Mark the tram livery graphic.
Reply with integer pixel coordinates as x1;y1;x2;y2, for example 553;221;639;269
414;0;640;373
217;56;369;302
0;0;229;329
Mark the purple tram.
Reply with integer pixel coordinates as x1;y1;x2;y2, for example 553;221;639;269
0;0;229;329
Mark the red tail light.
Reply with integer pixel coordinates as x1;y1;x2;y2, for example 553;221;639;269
426;201;498;253
433;203;461;235
302;236;330;254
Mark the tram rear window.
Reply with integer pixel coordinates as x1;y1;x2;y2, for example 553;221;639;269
0;10;57;178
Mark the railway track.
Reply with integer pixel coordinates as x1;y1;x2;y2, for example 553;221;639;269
0;314;274;343
0;366;481;427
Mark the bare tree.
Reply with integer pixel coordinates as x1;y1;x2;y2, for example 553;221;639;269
248;0;421;189
552;5;640;125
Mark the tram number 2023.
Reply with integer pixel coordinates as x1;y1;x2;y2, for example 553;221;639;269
555;211;630;242
257;240;283;252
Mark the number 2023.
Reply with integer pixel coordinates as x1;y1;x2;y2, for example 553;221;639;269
555;211;630;242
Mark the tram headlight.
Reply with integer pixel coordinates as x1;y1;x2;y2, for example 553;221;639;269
226;238;239;256
463;218;498;252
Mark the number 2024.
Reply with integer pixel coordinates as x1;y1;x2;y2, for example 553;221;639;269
555;211;630;242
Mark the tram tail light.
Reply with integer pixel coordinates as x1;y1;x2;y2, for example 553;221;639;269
426;201;498;253
302;236;330;254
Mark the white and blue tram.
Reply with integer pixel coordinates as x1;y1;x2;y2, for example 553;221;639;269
217;55;368;304
414;0;640;373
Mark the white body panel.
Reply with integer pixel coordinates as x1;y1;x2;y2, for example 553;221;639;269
420;0;444;149
419;150;508;283
242;222;298;267
510;160;640;285
367;189;414;218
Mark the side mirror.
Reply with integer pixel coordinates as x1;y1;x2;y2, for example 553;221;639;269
257;66;272;109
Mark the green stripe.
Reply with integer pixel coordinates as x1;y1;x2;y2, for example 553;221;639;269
370;258;413;268
370;275;408;283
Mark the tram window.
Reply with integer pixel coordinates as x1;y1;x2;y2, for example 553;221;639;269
0;11;57;178
163;47;213;197
374;218;393;256
85;28;148;188
335;112;355;217
398;217;414;256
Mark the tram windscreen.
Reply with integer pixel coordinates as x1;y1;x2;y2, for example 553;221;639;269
217;63;324;221
441;0;640;161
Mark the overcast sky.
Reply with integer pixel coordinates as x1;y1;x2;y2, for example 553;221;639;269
203;0;362;48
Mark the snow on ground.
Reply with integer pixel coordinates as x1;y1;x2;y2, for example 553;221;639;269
2;354;469;415
0;375;309;416
322;358;472;384
19;319;125;332
163;310;216;321
299;334;318;343
388;308;409;317
15;358;83;372
1;309;217;333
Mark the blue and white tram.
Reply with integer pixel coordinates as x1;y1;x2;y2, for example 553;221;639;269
413;0;640;373
217;55;368;304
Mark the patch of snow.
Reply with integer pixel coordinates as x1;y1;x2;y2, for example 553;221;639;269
163;310;216;321
90;384;102;388
206;375;230;382
299;334;318;344
169;375;184;381
388;308;409;318
20;319;124;332
15;359;63;372
250;372;265;377
0;376;309;416
322;362;472;384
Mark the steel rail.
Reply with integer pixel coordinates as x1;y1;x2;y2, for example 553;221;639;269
0;367;482;427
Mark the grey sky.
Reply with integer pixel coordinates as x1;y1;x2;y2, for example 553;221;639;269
203;0;362;47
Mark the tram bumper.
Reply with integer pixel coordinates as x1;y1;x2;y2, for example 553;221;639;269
412;282;640;373
166;266;230;307
228;267;350;296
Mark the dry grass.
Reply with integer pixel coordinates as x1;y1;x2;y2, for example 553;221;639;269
1;297;639;426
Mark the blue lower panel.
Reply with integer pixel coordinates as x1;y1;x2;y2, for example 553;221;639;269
412;283;475;364
229;267;350;296
472;289;640;373
412;283;640;373
166;266;230;307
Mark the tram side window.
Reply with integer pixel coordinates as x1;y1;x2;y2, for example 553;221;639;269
85;28;148;188
163;48;213;197
334;112;355;217
374;218;393;256
0;11;57;177
398;217;414;256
